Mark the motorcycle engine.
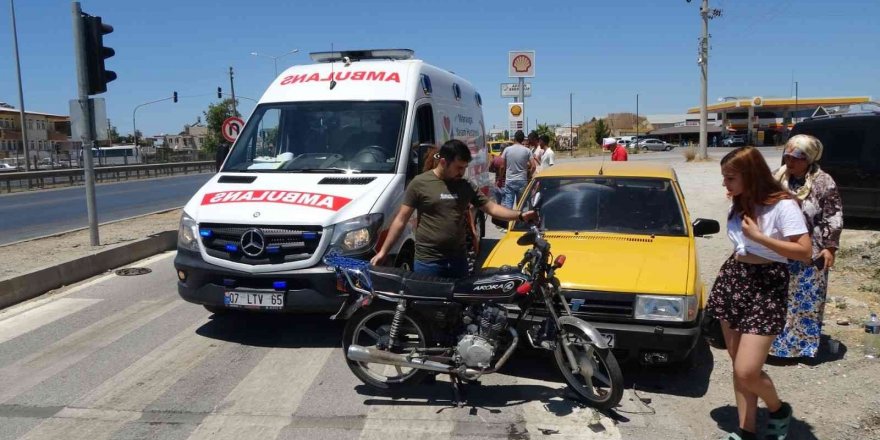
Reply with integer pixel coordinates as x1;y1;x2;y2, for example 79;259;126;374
456;305;508;368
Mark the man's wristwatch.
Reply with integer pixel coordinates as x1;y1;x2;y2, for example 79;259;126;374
517;212;524;222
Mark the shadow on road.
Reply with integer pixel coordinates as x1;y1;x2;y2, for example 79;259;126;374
195;312;343;348
618;339;715;399
710;404;819;440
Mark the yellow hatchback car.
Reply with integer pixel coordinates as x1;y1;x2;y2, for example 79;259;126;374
483;162;720;365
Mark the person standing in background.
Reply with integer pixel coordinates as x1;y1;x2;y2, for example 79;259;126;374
538;134;554;171
499;130;536;209
770;134;843;359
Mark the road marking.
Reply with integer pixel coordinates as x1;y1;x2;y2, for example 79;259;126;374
72;321;220;411
0;299;182;403
16;408;143;440
185;347;333;440
0;298;101;344
0;252;174;320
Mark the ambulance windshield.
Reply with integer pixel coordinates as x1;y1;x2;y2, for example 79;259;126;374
223;101;406;173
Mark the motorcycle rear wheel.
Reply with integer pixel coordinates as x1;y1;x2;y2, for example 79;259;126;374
553;323;624;410
342;306;431;390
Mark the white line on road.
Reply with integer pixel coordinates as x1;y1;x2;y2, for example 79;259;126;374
0;298;102;344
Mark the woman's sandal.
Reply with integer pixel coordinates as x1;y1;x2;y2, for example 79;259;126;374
765;405;793;440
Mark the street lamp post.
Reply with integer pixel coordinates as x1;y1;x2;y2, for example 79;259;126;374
250;49;299;77
794;81;799;125
132;95;176;161
9;0;31;171
569;93;574;157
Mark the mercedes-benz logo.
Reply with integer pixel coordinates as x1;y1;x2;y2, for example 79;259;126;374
253;211;261;218
240;229;266;257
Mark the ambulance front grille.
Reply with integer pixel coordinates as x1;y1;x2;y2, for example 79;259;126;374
198;223;324;265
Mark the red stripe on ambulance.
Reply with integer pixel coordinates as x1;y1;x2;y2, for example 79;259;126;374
200;190;351;211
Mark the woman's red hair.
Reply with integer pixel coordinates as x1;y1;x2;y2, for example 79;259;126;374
721;146;790;219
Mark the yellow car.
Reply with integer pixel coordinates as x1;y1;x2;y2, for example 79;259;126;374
487;141;510;160
483;162;720;365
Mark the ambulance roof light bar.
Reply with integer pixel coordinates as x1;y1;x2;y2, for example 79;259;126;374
309;49;415;63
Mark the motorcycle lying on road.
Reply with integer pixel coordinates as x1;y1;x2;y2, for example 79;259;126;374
324;199;624;410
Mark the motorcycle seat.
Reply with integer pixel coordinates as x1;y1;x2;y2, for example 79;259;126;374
368;266;456;299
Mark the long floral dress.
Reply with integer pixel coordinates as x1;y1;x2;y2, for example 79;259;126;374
770;168;843;358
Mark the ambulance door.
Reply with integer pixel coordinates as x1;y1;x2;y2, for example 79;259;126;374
406;101;435;185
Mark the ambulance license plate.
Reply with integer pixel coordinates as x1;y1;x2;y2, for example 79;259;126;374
224;291;284;309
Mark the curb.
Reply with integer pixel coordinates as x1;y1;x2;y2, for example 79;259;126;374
0;230;177;310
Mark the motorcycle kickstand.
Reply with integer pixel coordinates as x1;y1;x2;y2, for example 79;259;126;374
449;374;466;408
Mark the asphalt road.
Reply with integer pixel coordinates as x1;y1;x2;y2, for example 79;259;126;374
0;174;212;245
0;253;634;440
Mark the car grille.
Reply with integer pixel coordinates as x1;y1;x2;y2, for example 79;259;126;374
199;223;324;266
531;289;636;320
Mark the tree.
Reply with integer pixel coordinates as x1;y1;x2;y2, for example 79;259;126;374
203;98;240;154
108;125;121;143
534;123;557;147
593;119;610;144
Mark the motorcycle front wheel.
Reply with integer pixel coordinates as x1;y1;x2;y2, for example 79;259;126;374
553;323;624;410
342;306;431;390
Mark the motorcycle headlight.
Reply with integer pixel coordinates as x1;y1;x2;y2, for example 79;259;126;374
177;211;200;252
634;295;697;322
328;213;384;255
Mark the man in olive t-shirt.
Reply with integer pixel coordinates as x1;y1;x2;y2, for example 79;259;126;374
371;139;537;278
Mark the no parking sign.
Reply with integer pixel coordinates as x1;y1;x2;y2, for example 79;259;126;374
221;117;244;143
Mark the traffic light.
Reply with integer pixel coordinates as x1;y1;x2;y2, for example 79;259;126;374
82;14;116;95
217;87;222;99
173;91;178;103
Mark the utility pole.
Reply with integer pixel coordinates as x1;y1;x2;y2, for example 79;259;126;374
695;0;722;160
72;1;99;245
10;0;31;171
229;66;238;116
569;92;574;157
794;81;799;125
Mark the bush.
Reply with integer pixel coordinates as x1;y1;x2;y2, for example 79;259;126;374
683;146;697;162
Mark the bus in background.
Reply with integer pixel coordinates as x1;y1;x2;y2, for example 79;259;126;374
79;145;142;166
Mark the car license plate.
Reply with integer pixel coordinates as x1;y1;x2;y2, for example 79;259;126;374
224;291;284;309
600;333;615;348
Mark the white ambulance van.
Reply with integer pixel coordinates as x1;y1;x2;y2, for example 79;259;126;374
175;49;490;313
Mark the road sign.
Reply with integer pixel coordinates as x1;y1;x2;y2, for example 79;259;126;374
508;103;524;132
501;83;532;97
508;51;535;78
70;98;109;142
221;117;244;143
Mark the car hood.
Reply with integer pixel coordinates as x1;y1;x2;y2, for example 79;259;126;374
485;231;692;295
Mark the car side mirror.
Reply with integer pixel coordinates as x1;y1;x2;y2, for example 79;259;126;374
692;218;720;237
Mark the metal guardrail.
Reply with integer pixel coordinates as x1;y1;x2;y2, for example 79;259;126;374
0;161;215;193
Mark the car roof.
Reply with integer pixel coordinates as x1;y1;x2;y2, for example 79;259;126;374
535;162;677;180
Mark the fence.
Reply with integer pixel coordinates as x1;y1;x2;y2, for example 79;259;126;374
0;161;215;194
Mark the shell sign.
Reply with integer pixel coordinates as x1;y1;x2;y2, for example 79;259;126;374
508;51;536;78
509;104;523;117
752;96;764;107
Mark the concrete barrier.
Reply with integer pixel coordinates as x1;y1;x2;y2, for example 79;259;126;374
0;230;177;310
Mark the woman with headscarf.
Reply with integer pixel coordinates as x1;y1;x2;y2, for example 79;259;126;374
770;134;844;359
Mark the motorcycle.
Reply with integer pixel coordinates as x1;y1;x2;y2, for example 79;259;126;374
324;195;624;409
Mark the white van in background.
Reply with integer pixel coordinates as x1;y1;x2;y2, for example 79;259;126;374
174;49;490;313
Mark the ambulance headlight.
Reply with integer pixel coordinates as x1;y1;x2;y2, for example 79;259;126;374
329;213;384;254
634;295;698;322
178;212;200;252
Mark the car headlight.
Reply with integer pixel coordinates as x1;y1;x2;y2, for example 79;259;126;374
328;213;384;255
177;211;200;252
634;295;698;322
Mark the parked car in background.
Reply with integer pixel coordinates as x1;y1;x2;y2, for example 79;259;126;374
0;163;21;173
637;138;672;151
487;140;511;160
791;110;880;219
484;162;721;365
722;135;746;147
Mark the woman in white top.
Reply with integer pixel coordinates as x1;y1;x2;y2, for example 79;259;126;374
708;147;812;440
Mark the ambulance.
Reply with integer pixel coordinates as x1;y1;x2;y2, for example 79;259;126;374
174;49;491;313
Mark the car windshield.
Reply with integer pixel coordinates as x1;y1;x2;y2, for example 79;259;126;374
515;176;687;236
223;101;406;173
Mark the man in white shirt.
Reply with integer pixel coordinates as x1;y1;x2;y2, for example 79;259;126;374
538;134;554;171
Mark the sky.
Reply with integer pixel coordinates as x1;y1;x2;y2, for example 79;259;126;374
1;0;878;137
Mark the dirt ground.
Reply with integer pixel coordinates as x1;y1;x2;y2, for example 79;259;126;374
2;150;879;439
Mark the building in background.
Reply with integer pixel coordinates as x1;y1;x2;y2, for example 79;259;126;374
0;104;77;164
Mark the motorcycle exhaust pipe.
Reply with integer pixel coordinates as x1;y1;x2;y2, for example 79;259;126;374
347;345;453;373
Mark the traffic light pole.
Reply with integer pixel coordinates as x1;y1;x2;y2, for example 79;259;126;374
72;1;99;246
